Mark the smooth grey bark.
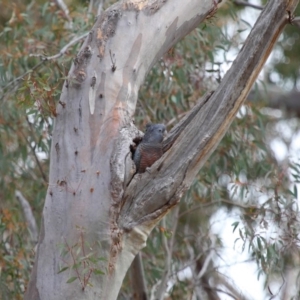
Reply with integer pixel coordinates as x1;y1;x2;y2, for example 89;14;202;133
24;1;218;300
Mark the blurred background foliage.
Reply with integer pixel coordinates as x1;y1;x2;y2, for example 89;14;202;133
0;0;300;299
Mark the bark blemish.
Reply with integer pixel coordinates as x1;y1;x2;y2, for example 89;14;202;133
123;1;146;11
98;72;106;107
144;0;168;16
97;28;103;39
124;0;168;14
71;45;93;87
96;9;121;60
88;30;93;43
55;142;59;162
78;102;82;121
98;45;105;59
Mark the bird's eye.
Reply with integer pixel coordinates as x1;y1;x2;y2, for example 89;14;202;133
159;129;162;132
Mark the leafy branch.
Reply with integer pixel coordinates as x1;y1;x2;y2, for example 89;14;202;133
2;32;88;91
58;227;105;291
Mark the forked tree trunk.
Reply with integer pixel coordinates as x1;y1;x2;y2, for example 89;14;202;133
25;0;299;299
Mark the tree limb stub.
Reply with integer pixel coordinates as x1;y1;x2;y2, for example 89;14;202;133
118;0;299;231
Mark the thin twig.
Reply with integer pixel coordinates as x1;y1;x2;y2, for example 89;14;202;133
80;232;86;279
88;0;94;15
232;0;263;10
97;0;104;15
137;99;155;123
207;287;238;300
178;198;252;219
54;0;73;27
215;273;251;300
5;122;48;183
80;231;91;288
167;246;216;279
32;32;88;60
3;61;44;89
233;0;300;29
3;32;88;90
84;269;93;288
197;237;216;280
155;206;180;300
18;128;48;183
166;112;187;127
55;0;71;20
64;238;84;289
294;16;300;29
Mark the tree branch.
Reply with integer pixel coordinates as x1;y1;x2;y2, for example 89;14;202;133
88;0;94;16
214;273;251;300
197;237;215;280
232;0;263;10
15;190;39;244
54;0;73;27
119;0;299;232
155;206;179;300
130;253;149;300
3;32;88;90
233;0;300;29
178;198;254;219
18;127;48;184
30;32;89;61
97;0;104;15
194;252;220;300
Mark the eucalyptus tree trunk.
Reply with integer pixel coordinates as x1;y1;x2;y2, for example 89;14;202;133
24;0;299;299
